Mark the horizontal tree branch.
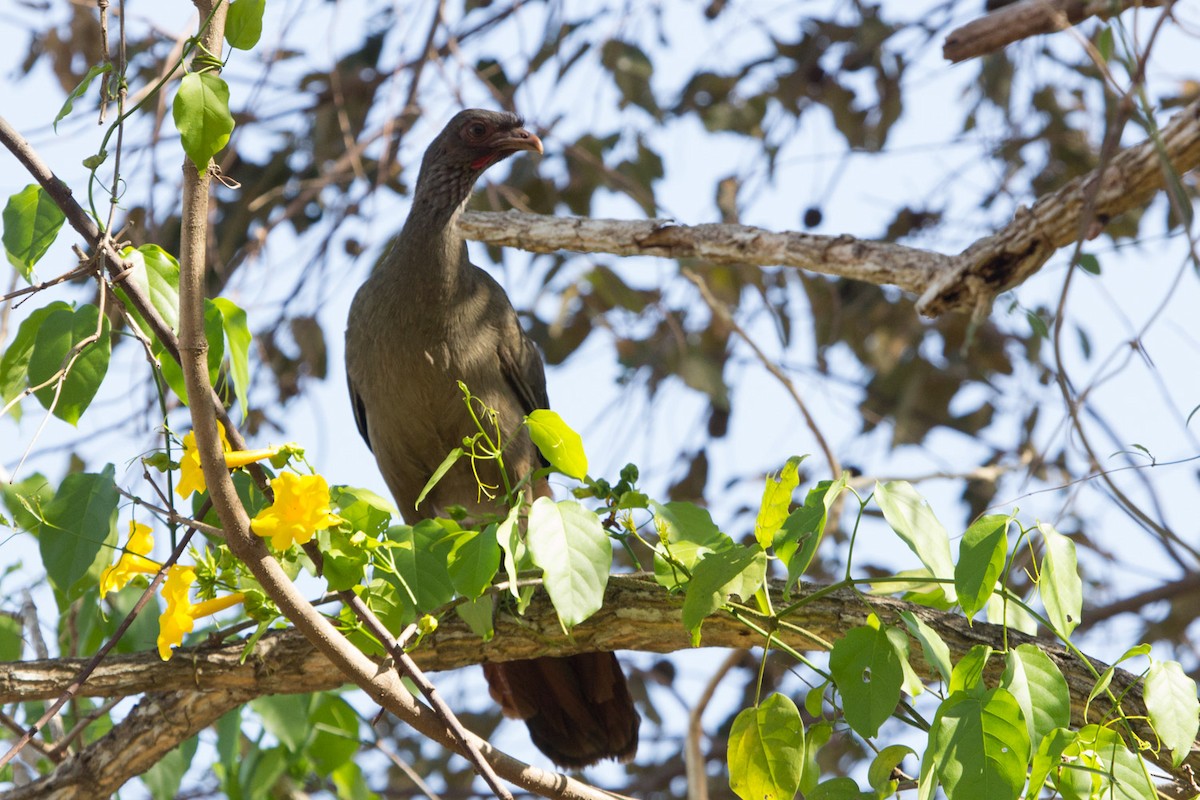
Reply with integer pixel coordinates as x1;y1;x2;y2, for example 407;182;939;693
3;575;1196;792
943;0;1167;64
459;97;1200;319
4;688;254;800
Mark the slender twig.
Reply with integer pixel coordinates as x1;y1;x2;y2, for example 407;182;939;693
681;267;839;478
45;696;123;759
373;739;447;800
685;651;743;800
0;710;59;763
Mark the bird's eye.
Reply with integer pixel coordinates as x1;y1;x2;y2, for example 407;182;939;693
466;122;488;139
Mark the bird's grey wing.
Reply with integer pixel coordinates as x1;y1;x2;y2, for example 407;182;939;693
498;320;549;416
347;375;373;451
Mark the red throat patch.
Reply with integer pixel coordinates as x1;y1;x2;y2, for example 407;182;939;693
470;154;495;170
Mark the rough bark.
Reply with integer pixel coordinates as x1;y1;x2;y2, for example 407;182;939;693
944;0;1168;63
3;576;1197;793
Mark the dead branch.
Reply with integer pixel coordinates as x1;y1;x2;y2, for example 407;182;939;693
457;98;1200;319
943;0;1167;63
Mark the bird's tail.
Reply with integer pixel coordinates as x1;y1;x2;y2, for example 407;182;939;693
482;652;639;768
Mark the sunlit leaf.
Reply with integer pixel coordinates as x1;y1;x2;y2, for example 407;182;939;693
39;464;119;601
27;304;111;425
1038;523;1082;637
955;514;1009;618
728;693;805;800
1001;644;1070;748
53;63;112;132
928;687;1030;800
212;296;252;418
829;622;904;738
1144;659;1200;768
681;544;766;645
527;498;611;629
3;184;66;281
753;455;803;548
875;481;957;602
225;0;266;50
525;409;588;479
172;72;235;174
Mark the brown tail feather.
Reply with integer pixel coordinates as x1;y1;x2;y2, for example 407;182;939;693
483;652;639;768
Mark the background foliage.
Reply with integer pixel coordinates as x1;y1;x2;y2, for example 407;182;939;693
1;0;1198;797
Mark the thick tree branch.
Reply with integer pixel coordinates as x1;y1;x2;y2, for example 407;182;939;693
458;97;1200;318
944;0;1167;63
918;97;1200;316
3;576;1196;792
3;688;254;800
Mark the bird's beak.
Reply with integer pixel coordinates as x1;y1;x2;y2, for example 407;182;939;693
491;127;544;156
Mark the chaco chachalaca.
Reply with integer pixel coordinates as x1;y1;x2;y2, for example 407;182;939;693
344;109;639;767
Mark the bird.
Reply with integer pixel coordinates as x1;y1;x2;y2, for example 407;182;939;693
344;108;639;768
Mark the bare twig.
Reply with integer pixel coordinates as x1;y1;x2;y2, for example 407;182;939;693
682;267;840;478
686;651;743;800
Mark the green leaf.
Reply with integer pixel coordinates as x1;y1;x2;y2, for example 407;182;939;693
868;744;915;797
157;300;224;405
949;644;992;694
415;447;463;510
525;409;589;479
1096;26;1114;62
317;527;369;591
800;720;832;795
116;244;181;336
1144;659;1200;768
753;455;803;548
332;485;395;538
899;610;952;685
495;502;529;600
212;297;252;418
26;304;111;424
251;694;310;751
928;687;1030;800
527;498;611;629
650;500;731;590
53;63;113;132
39;464;119;600
955;514;1009;618
308;695;360;776
875;481;957;602
172;72;235;174
774;475;847;590
1076;252;1101;274
828;623;904;738
1028;727;1076;797
1001;644;1070;749
809;778;868;799
0;614;23;661
142;735;199;800
984;592;1038;635
681;544;766;645
382;521;454;623
728;693;805;800
1058;725;1155;800
445;524;501;599
1;301;71;417
3;184;66;281
1;472;53;533
1038;523;1082;637
455;594;495;641
225;0;266;50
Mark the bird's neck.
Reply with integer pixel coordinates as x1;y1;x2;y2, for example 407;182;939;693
381;173;477;296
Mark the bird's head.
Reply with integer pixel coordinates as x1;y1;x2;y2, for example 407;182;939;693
412;109;543;218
